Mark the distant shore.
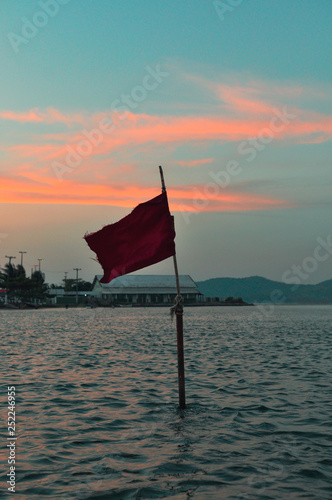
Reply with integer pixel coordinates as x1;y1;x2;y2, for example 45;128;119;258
0;301;254;310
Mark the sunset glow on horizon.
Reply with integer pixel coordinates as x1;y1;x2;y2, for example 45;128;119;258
1;1;331;284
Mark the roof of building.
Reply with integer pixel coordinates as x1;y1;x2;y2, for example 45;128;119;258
92;274;200;293
48;289;95;296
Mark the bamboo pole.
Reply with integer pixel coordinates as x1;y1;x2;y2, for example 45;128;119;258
159;166;186;409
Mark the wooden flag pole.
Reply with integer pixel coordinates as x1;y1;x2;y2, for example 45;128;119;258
159;165;186;409
173;253;186;409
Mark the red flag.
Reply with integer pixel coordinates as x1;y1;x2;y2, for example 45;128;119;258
84;191;175;283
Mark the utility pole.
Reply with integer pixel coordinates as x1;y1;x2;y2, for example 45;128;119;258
5;255;16;265
37;258;44;272
19;251;27;268
73;268;81;305
64;271;68;293
4;256;16;305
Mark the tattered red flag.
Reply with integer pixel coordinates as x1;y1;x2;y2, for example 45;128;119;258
84;191;175;283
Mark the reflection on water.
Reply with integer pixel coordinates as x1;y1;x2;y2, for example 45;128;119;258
1;306;331;499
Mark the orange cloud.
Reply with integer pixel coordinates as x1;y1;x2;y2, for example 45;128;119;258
0;107;85;126
1;76;331;214
214;85;274;115
0;174;290;213
177;158;214;167
13;105;331;168
0;110;45;123
184;74;309;115
6;143;61;161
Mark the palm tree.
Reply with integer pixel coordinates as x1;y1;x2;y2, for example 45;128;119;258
0;264;49;303
0;263;18;301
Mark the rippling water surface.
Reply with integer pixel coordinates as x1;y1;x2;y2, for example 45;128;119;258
1;305;332;499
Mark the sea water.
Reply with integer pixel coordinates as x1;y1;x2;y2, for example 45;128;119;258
0;305;331;499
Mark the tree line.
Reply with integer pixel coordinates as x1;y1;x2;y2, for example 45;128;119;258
0;263;93;304
0;263;48;303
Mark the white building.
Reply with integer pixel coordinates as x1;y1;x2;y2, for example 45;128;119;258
91;274;202;305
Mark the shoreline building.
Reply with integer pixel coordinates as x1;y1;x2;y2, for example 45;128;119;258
91;275;203;305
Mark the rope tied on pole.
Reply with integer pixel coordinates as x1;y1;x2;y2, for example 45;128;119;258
170;294;183;320
159;164;186;409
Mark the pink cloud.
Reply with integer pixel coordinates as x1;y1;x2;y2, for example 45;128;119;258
177;158;214;167
0;107;86;126
214;85;274;115
4;108;332;178
71;110;332;155
0;173;290;212
0;109;45;123
184;74;276;115
3;102;332;181
1;75;331;213
6;143;61;160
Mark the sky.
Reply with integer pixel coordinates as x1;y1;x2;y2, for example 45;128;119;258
0;0;331;285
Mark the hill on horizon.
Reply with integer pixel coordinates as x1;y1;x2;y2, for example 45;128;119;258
196;276;332;304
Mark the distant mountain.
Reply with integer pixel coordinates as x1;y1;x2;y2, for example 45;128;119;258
197;276;332;304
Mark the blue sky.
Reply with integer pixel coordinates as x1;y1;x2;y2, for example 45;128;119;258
0;0;331;284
